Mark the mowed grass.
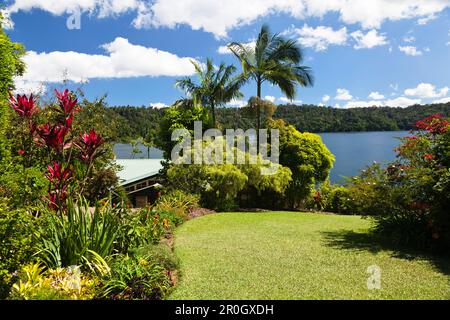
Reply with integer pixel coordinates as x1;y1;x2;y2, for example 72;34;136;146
169;212;450;300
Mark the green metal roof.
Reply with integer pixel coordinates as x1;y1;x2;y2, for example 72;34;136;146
115;159;163;186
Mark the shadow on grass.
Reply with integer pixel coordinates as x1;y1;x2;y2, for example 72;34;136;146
321;229;450;277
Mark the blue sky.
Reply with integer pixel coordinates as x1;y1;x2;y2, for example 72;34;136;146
3;0;450;109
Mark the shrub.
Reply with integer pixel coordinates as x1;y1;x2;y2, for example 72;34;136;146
37;198;120;274
325;186;355;215
167;163;248;211
97;253;172;300
154;190;200;220
343;115;450;250
115;208;175;253
0;166;48;209
130;244;179;273
0;208;40;299
269;119;335;209
10;263;97;300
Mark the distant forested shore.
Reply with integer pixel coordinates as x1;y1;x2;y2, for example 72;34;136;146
108;102;450;141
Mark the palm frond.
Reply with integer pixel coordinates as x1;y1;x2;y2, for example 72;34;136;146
293;65;314;87
267;38;303;64
227;42;254;76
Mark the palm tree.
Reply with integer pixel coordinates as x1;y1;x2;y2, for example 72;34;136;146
175;58;245;127
228;24;314;150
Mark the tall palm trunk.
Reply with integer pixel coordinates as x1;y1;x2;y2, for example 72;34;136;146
211;102;216;128
256;77;262;154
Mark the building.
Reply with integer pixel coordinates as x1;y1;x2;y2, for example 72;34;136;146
115;159;164;207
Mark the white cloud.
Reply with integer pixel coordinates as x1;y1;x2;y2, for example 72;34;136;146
322;95;330;103
0;9;14;29
7;1;450;37
383;97;421;107
336;83;450;109
217;45;231;54
351;29;388;49
305;0;450;29
226;98;246;108
335;88;353;101
433;97;450;104
285;24;348;51
8;0;141;17
403;36;415;43
368;91;385;100
404;82;449;98
279;97;302;104
342;96;421;108
13;79;47;95
217;40;255;54
417;13;437;25
398;45;423;56
14;37;197;89
342;100;382;108
264;95;276;103
150;102;168;109
133;0;305;38
390;83;399;91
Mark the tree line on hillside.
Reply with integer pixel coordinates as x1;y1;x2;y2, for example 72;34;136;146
107;102;450;142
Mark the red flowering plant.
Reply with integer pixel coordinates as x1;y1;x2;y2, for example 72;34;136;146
8;89;107;213
415;114;449;135
366;114;450;249
8;93;40;166
45;162;72;211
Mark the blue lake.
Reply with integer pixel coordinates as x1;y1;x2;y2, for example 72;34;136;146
113;131;410;184
319;131;409;183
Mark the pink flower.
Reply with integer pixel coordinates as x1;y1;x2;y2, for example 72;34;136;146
45;162;71;184
9;94;39;118
36;124;70;152
45;162;71;211
17;149;25;156
55;89;79;115
76;129;104;163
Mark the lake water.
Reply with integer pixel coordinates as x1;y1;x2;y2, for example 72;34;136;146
319;131;409;183
113;131;410;184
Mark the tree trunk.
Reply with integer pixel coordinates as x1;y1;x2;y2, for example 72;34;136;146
257;78;261;154
211;102;216;128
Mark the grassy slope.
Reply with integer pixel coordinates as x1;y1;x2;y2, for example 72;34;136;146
169;212;450;300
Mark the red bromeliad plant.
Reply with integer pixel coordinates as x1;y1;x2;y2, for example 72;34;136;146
8;94;40;166
36;123;71;153
9;94;39;119
53;89;80;128
76;130;105;164
8;89;106;213
46;162;72;211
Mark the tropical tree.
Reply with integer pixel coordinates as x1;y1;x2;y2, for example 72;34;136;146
228;24;313;150
155;99;211;160
0;13;26;166
144;128;157;159
175;58;244;127
269;119;334;209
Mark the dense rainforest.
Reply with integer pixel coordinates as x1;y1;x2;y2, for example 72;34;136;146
108;103;450;141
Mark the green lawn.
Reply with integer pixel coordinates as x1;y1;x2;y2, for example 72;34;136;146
169;212;450;300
